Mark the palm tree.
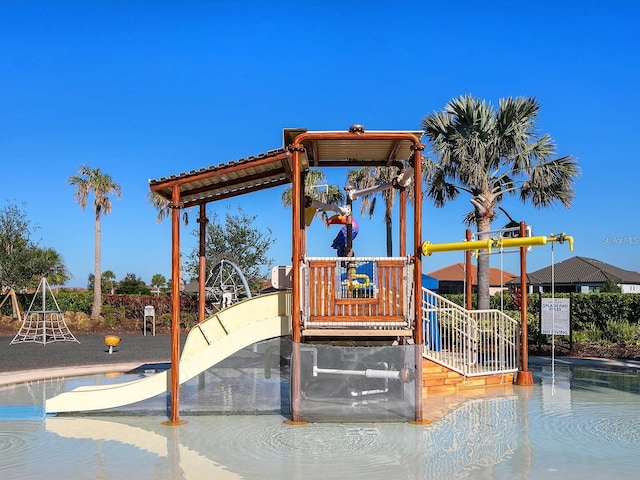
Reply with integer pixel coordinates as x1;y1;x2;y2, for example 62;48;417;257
69;165;121;319
422;95;579;310
151;273;166;294
102;270;117;295
147;191;189;225
281;169;344;225
147;190;190;298
346;165;413;257
30;246;70;286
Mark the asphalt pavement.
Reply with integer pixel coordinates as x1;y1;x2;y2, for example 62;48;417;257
0;333;185;376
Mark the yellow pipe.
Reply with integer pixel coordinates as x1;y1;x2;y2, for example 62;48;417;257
548;233;574;251
344;263;372;289
497;236;548;249
421;234;571;256
421;239;493;256
345;273;371;290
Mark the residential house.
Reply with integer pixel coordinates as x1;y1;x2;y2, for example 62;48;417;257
508;256;640;293
427;262;516;295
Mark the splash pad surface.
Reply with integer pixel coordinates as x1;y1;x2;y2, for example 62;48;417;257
2;357;640;479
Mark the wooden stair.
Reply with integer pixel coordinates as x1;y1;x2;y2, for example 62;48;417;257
422;358;515;395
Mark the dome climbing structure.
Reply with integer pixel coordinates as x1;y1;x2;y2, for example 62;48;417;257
10;277;80;345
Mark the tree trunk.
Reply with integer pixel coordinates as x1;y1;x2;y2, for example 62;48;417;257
476;216;491;310
92;212;102;319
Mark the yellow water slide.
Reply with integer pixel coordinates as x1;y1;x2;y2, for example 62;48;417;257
45;291;292;414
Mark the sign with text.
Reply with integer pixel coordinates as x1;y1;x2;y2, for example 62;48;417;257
541;298;570;335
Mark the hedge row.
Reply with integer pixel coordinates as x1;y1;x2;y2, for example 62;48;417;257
6;291;199;319
7;290;640;336
103;294;198;319
444;292;640;330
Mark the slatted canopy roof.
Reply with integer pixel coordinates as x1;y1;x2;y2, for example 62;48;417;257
148;127;424;209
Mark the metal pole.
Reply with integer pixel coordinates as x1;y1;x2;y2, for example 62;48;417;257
465;229;473;310
41;277;46;344
345;187;353;257
399;188;407;257
197;204;207;324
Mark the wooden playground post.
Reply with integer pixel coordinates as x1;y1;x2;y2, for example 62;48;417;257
164;184;187;425
515;221;534;386
412;144;424;424
0;288;23;321
289;143;303;422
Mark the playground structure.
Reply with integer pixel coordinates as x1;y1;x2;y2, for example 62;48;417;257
204;257;252;312
46;126;573;422
0;287;23;322
10;277;79;345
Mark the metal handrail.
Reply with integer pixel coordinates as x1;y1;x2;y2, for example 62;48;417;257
422;288;520;377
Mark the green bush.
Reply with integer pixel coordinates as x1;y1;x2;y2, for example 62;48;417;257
100;305;126;330
443;291;640;347
180;313;197;330
53;290;93;314
7;290;92;315
158;313;172;329
154;312;198;331
500;309;538;340
604;320;640;345
443;294;466;307
569;293;640;330
490;291;517;310
531;293;640;343
572;323;604;343
103;294;198;319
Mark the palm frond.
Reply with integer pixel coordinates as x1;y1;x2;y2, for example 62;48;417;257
520;155;580;207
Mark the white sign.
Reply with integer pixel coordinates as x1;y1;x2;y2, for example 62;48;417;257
541;298;570;335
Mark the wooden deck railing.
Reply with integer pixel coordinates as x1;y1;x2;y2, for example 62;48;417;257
302;257;412;332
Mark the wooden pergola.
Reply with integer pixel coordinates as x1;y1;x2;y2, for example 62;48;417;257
149;125;425;423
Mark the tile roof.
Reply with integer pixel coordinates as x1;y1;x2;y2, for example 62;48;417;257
509;256;640;285
427;263;517;286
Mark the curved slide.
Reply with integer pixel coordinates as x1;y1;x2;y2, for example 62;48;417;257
46;291;292;414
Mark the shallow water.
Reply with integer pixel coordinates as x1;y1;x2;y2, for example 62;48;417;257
1;362;640;479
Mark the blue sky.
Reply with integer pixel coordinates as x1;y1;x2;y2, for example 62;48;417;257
1;1;639;287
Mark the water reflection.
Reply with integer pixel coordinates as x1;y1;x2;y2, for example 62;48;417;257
34;397;522;479
47;417;239;479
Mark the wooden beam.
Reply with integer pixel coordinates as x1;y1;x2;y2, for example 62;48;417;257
302;329;413;337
